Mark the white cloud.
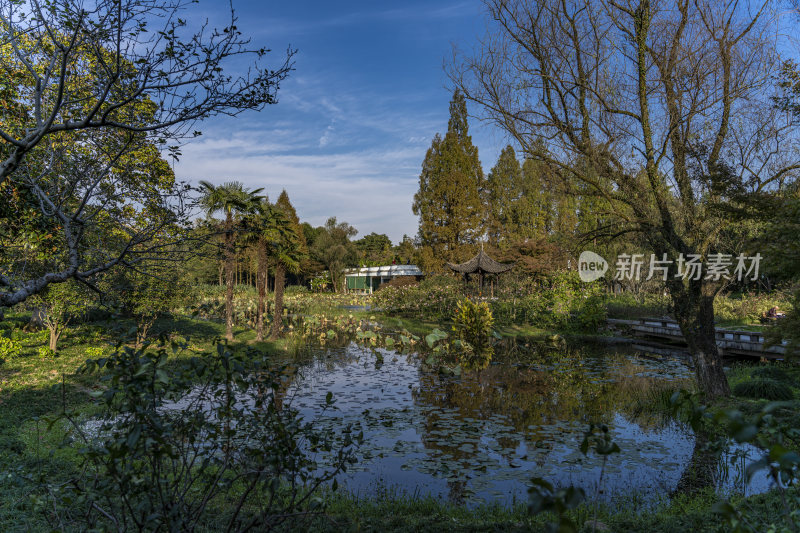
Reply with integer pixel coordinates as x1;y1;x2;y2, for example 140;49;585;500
174;133;422;243
319;123;335;147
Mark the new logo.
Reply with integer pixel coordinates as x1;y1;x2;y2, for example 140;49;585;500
578;251;608;282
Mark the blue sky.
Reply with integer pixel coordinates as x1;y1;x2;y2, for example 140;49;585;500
173;0;509;243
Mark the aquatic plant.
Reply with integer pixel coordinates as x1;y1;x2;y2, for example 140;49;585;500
452;299;495;371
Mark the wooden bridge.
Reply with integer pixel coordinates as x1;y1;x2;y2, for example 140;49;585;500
607;318;785;359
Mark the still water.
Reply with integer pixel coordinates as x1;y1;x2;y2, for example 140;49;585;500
285;342;772;506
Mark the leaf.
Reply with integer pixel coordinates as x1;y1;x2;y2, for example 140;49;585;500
732;424;757;443
126;424;142;449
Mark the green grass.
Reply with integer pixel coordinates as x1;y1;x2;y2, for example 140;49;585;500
0;311;297;532
297;484;796;533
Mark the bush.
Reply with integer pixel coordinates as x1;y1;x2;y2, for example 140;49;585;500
37;341;361;531
714;291;793;324
285;284;309;295
84;346;106;358
37;346;57;358
452;299;495;371
751;366;793;383
377;276;419;291
0;335;22;362
732;379;793;401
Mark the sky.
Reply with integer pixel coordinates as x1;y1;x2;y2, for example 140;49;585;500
172;0;509;243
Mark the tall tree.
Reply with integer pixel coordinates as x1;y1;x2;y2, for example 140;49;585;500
354;233;393;265
271;191;306;338
199;181;262;341
515;158;556;240
311;218;358;293
412;90;485;262
0;0;293;308
486;145;523;247
452;0;800;397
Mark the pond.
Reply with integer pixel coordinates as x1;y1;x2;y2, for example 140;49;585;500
284;341;772;507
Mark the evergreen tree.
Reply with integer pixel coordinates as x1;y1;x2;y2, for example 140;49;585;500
412;90;484;262
516;158;556;240
272;190;306;337
486;145;522;247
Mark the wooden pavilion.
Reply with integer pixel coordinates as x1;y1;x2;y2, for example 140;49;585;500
447;249;513;296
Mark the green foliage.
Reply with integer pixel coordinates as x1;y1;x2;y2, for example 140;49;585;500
713;291;793;325
310;218;359;292
373;275;463;322
107;265;186;347
286;284;309;295
311;272;332;292
667;392;800;532
751;366;792;383
375;271;606;333
732;379;793;401
527;478;585;533
452;299;495;371
354;232;393;264
453;299;494;348
0;335;22;362
486;145;523;247
412;90;484;262
38;340;361;531
29;281;92;352
84;346;106;358
36;346;56;359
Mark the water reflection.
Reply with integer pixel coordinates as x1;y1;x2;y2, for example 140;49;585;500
283;342;771;506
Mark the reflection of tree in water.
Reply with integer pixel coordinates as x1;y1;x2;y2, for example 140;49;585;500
411;345;691;501
673;431;719;497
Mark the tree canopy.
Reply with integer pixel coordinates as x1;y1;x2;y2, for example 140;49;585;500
0;0;293;308
413;90;484;263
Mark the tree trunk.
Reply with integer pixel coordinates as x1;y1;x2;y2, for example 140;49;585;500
670;280;730;398
49;327;59;352
270;263;286;339
218;262;224;286
256;241;267;342
225;213;235;341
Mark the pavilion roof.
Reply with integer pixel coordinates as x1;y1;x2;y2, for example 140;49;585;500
447;249;514;275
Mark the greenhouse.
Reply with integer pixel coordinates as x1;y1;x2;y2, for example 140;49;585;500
344;264;423;294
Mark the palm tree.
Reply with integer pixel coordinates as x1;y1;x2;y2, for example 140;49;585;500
199;181;263;341
242;200;293;341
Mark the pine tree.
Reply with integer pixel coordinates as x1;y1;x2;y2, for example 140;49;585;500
412;90;484;263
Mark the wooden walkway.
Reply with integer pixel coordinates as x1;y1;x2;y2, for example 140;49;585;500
607;318;785;359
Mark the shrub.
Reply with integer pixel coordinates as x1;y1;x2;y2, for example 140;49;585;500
751;366;793;383
285;284;309;295
37;346;57;358
38;341;361;531
377;276;418;291
0;335;22;362
452;299;494;371
732;379;793;401
84;346;106;358
714;291;793;324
